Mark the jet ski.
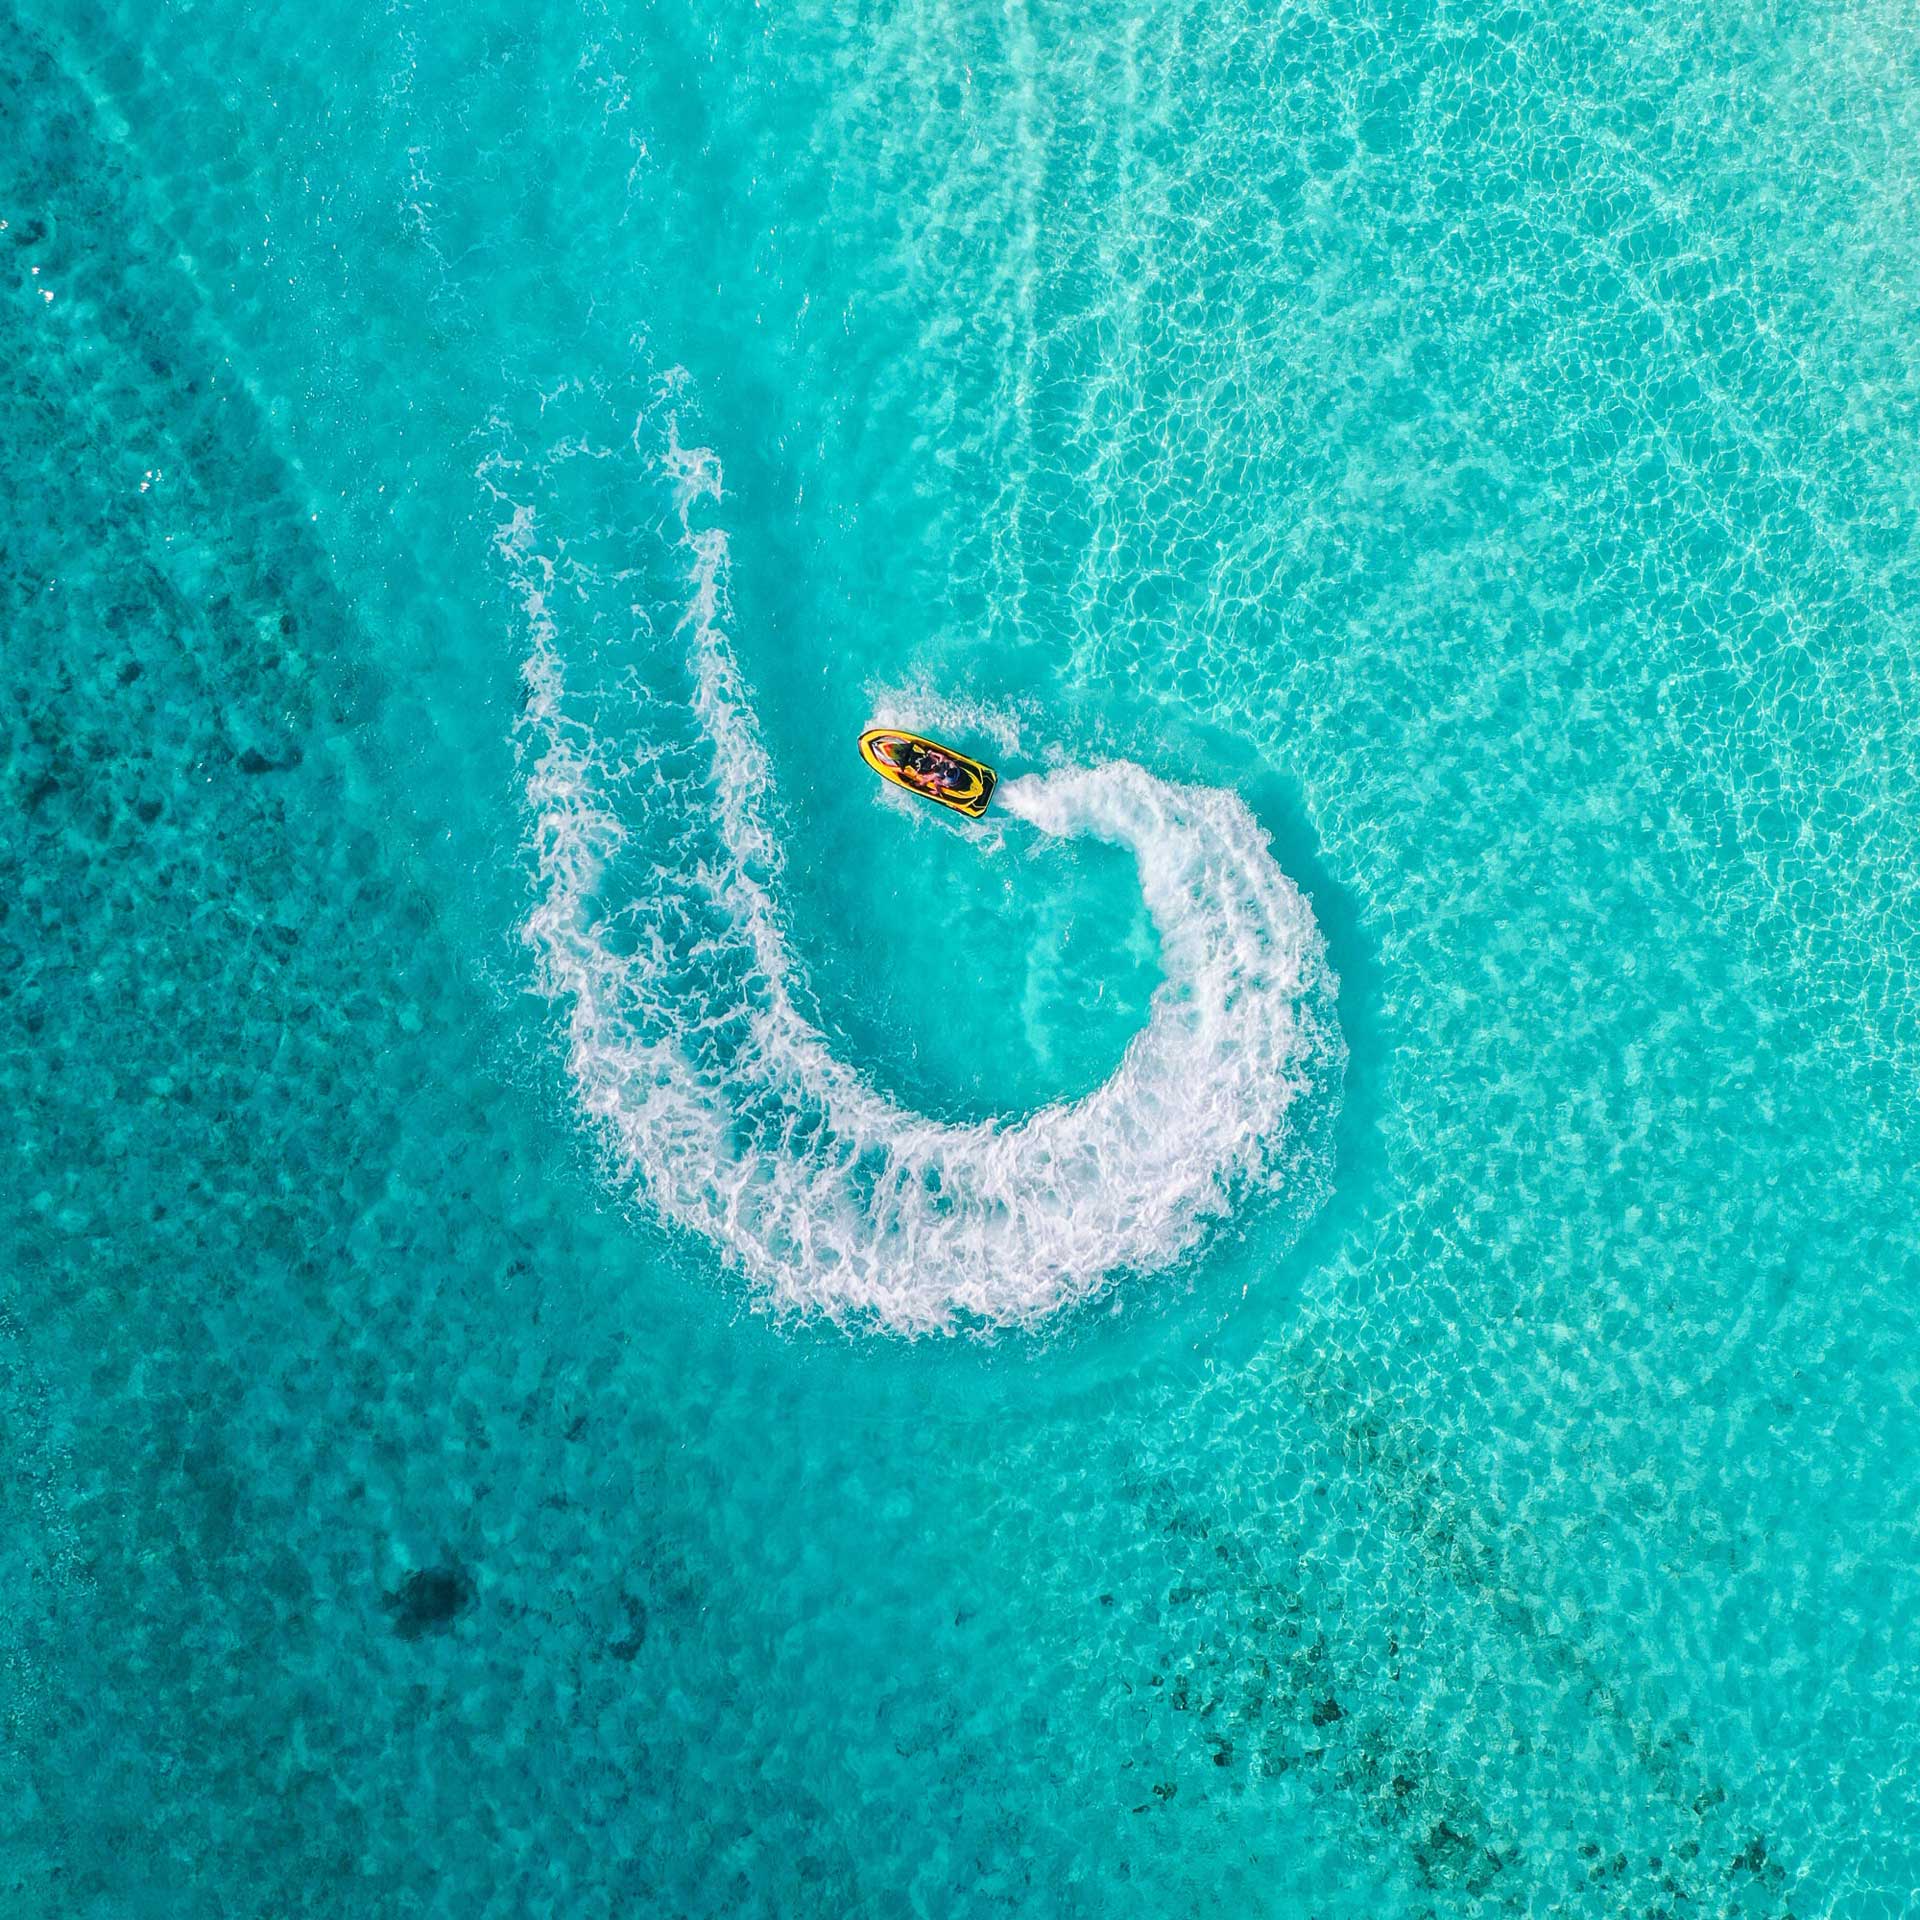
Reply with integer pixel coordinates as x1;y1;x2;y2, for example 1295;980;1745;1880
858;727;997;819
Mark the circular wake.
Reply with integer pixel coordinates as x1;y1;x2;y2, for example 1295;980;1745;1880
500;417;1343;1333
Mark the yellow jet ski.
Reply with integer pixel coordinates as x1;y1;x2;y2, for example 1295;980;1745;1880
859;727;997;819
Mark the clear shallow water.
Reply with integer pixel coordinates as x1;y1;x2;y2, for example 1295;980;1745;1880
5;0;1919;1912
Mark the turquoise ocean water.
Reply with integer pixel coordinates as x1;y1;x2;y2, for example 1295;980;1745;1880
6;0;1920;1912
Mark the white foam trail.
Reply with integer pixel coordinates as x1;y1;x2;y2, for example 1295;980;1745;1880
506;419;1342;1334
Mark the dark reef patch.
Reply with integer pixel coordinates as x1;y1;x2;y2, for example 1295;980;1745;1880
385;1562;476;1640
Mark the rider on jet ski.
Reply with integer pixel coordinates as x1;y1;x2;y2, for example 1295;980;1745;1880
887;737;971;797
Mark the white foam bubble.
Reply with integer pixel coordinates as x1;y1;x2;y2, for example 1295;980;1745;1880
865;682;1030;761
502;416;1343;1334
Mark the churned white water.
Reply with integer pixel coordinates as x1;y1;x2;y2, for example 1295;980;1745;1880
504;418;1343;1333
